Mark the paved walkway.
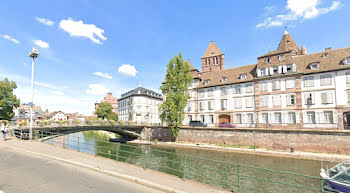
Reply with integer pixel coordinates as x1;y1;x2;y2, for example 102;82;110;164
0;137;228;193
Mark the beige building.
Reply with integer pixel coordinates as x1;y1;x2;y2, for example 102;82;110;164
184;29;350;130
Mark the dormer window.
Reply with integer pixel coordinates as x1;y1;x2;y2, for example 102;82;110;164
240;74;247;80
279;55;284;61
346;57;350;65
286;64;293;72
310;62;319;70
260;68;266;76
221;77;227;82
273;66;278;74
266;57;271;63
204;79;211;85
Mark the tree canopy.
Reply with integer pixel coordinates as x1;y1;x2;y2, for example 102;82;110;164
159;52;192;138
95;102;118;121
0;78;20;120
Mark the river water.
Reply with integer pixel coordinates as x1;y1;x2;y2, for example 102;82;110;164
44;131;335;193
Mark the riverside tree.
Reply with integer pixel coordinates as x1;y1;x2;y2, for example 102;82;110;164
95;102;118;121
0;78;20;120
159;53;192;138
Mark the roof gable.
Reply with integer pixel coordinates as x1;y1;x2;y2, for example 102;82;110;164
202;41;223;58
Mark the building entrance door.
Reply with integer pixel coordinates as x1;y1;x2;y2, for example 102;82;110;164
219;114;231;123
343;112;350;129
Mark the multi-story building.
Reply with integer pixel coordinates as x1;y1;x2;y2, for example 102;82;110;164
118;86;162;124
183;29;350;129
95;92;119;114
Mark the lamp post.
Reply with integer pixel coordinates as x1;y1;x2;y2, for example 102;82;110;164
28;47;39;140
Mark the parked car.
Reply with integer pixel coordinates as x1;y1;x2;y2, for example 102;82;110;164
189;120;207;127
219;122;235;128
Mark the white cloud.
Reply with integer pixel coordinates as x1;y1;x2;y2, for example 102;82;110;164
86;84;110;95
35;17;54;26
52;91;64;95
256;0;342;28
93;72;112;79
118;64;137;77
33;40;49;48
59;18;107;44
1;34;20;44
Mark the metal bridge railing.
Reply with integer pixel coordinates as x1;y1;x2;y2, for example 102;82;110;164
9;129;326;193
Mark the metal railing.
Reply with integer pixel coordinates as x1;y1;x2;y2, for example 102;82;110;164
10;129;326;193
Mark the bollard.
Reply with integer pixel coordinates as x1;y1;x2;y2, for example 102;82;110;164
116;143;119;161
77;137;80;152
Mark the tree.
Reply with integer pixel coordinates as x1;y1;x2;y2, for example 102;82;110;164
159;53;192;138
107;112;118;121
0;78;20;120
95;102;113;119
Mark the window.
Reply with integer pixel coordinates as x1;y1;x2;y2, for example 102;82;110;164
245;83;253;93
247;114;254;124
235;114;242;124
234;85;241;94
221;87;227;95
346;72;350;83
199;89;204;98
260;96;268;107
310;63;319;70
288;112;296;124
187;103;192;112
304;93;314;105
273;80;280;90
274;113;282;124
306;112;316;124
304;76;314;87
240;74;247;79
204;79;211;85
188;115;193;122
266;57;271;63
320;74;332;85
208;88;214;97
208;101;214;110
221;77;227;82
324;111;333;124
221;99;227;110
235;98;242;109
321;92;333;104
348;91;350;103
201;115;205;123
209;115;214;123
287;94;296;105
346;57;350;65
208;59;210;65
260;82;268;91
260;68;266;76
261;113;269;123
273;66;279;74
286;79;295;88
286;64;293;72
273;95;281;106
246;97;253;108
279;55;284;61
199;102;204;111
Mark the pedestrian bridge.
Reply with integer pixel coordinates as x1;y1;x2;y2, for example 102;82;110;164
9;124;161;140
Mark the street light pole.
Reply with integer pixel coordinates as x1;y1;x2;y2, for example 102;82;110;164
28;47;39;140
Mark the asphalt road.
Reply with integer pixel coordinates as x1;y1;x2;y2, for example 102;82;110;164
0;146;163;193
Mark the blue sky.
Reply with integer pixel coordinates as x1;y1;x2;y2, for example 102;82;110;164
0;0;348;115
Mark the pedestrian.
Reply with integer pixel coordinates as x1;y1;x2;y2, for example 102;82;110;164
1;121;7;141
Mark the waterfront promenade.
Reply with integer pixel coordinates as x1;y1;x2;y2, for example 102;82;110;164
0;137;227;193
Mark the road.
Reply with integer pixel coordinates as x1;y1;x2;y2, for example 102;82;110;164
0;146;163;193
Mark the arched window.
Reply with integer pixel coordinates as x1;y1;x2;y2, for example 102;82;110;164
208;58;210;65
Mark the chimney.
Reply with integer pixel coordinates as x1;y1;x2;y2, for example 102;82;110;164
325;47;332;51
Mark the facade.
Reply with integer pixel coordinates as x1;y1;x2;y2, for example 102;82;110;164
95;92;119;114
183;29;350;129
13;103;43;121
46;111;67;121
118;86;162;124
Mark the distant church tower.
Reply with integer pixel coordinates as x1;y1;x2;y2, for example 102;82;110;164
201;41;225;73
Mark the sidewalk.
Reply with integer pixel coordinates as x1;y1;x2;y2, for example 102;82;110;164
0;137;229;193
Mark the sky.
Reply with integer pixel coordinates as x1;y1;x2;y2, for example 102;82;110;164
0;0;349;115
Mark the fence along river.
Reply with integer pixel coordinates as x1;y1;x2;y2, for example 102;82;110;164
41;130;333;193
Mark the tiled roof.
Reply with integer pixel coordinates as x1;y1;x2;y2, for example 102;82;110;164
202;41;223;58
277;30;300;53
119;86;162;100
198;64;256;88
258;50;291;58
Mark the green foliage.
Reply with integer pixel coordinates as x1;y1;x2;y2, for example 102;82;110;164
107;112;118;121
159;53;192;138
0;78;20;120
95;102;114;119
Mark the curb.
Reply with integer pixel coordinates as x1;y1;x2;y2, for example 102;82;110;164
0;144;187;193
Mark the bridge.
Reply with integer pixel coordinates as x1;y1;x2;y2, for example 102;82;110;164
9;123;157;140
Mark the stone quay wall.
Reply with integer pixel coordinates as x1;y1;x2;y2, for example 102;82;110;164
142;126;350;155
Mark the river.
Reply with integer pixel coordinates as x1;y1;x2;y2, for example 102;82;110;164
44;131;335;193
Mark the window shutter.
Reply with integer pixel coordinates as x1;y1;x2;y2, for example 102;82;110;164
329;92;333;104
312;93;315;104
257;69;261;77
287;95;291;105
270;67;274;75
321;93;327;104
292;63;296;72
283;65;287;73
304;93;308;105
278;65;282;74
265;68;269;76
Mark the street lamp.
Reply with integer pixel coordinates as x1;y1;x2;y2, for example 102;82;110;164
28;47;39;140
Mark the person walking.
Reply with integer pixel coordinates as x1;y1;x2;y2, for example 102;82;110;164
1;121;7;141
